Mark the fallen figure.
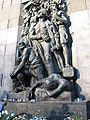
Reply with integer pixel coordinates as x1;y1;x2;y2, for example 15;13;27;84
29;73;71;100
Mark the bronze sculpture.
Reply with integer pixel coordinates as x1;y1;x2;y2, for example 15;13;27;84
10;0;74;101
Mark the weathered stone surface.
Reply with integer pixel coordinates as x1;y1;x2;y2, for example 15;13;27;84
87;0;90;9
10;4;20;19
0;20;8;30
35;88;47;101
0;45;5;56
5;101;87;120
77;45;90;68
8;18;19;28
11;0;21;5
6;27;18;44
62;67;74;78
3;0;11;6
0;56;4;73
0;86;5;97
0;29;7;44
71;0;86;12
4;55;15;74
2;74;13;91
5;101;17;114
0;10;1;21
70;10;90;100
9;90;28;101
16;102;28;114
35;88;71;102
70;10;90;32
67;0;90;13
0;6;10;21
75;30;90;45
77;67;90;100
6;43;16;55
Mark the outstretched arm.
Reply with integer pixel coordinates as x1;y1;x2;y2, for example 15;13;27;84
29;81;42;100
10;48;29;79
29;81;42;92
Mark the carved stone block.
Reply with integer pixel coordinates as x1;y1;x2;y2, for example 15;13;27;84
5;101;87;120
0;56;4;73
9;90;28;101
62;67;74;78
35;88;48;101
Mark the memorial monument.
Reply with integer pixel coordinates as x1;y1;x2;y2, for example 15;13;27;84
9;0;74;101
0;0;90;119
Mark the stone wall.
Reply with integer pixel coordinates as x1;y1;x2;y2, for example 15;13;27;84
0;0;90;101
67;0;90;13
67;0;90;100
0;0;21;92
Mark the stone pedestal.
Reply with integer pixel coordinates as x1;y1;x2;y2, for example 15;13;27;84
8;90;28;101
8;89;72;102
5;101;87;120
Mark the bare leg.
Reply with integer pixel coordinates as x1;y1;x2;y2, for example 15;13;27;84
54;50;64;70
62;44;70;67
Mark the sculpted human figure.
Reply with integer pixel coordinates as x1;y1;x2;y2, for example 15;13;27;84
29;9;56;75
50;0;70;67
10;39;46;85
29;73;71;99
56;10;70;67
50;0;67;12
21;9;31;37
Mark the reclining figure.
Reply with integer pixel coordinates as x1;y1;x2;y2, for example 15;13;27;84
29;73;71;100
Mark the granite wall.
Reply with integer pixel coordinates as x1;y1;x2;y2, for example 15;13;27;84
67;0;90;100
0;0;90;101
0;0;21;92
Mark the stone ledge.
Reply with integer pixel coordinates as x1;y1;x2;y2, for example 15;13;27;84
5;101;87;120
